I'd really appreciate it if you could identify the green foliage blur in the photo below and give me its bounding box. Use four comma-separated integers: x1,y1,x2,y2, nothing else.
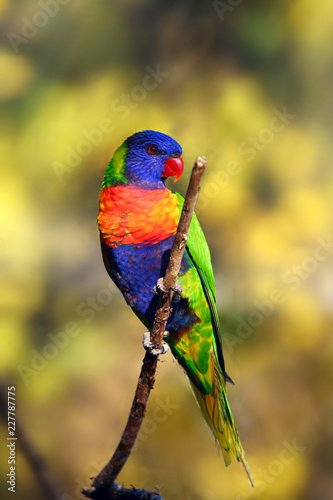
1,1,333,499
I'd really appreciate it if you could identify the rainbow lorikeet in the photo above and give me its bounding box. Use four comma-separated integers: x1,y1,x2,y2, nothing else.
98,130,252,484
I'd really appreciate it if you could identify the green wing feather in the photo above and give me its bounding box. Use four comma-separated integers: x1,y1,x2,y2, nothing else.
174,193,228,380
174,193,216,297
173,192,253,485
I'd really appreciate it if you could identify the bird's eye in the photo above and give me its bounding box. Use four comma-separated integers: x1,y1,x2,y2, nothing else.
147,144,158,154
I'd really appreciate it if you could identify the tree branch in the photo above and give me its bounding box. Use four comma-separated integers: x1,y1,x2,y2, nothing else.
83,156,207,499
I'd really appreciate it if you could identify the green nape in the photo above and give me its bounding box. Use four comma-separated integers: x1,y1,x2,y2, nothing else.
102,140,129,189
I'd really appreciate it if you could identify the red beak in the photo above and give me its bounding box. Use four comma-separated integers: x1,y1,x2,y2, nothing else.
162,155,184,182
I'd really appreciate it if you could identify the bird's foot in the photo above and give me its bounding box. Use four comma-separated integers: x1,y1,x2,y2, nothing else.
154,278,183,301
142,331,170,356
171,282,183,303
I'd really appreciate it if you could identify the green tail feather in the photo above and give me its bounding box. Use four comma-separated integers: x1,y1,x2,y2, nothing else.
190,358,253,486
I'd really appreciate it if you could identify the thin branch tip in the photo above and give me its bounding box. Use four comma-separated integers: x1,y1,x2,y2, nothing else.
195,156,207,169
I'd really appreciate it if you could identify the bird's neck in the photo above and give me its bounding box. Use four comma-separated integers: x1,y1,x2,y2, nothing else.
98,185,180,247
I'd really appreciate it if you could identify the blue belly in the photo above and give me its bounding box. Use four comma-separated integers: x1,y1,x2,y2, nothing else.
101,236,198,332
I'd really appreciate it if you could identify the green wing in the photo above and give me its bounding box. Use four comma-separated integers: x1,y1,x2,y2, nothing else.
174,193,229,380
171,193,250,482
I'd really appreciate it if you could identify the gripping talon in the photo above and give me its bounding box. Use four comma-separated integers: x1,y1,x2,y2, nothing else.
171,280,183,303
154,278,183,297
171,280,183,294
154,278,167,294
142,331,169,355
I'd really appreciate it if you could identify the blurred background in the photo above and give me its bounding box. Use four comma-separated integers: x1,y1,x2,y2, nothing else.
1,1,333,499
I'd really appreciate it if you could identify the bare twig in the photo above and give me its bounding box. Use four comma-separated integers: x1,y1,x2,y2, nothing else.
83,157,207,499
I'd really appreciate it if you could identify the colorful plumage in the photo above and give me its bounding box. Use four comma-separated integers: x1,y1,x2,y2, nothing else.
98,130,252,484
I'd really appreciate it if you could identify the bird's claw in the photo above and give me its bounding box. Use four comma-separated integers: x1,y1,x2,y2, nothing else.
142,331,170,355
154,278,183,296
171,280,183,294
154,278,168,294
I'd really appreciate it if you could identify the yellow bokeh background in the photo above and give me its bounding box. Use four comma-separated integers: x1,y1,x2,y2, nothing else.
1,1,333,499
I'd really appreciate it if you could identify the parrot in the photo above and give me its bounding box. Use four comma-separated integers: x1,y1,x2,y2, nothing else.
97,130,252,484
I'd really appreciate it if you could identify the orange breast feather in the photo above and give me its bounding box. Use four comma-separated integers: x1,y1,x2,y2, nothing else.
98,185,180,247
